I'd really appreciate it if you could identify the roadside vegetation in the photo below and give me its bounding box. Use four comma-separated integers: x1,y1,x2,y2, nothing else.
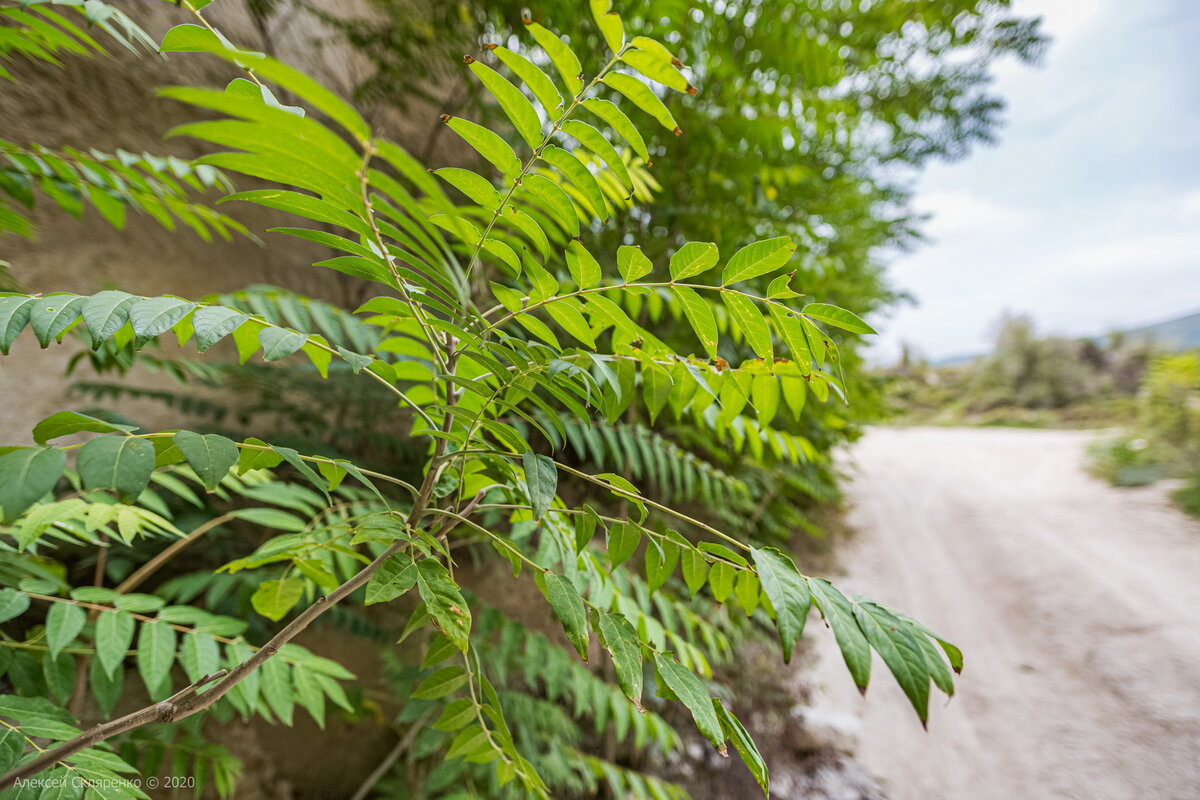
884,313,1152,428
884,314,1200,516
1088,353,1200,515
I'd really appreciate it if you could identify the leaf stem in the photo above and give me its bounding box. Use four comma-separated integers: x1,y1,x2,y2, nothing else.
464,46,630,281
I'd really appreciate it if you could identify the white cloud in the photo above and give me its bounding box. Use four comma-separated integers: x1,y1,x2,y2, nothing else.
872,0,1200,363
915,191,1033,241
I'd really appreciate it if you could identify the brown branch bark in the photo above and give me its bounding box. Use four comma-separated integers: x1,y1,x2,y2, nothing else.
1,671,228,789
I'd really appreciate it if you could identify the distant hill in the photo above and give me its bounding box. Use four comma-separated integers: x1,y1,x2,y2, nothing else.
1113,310,1200,351
930,307,1200,367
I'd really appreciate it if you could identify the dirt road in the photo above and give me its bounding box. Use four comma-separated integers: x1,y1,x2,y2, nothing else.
809,427,1200,800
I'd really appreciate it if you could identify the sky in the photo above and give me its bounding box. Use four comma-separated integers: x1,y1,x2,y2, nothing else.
870,0,1200,363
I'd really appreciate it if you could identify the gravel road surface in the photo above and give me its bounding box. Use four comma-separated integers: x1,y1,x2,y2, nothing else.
810,427,1200,800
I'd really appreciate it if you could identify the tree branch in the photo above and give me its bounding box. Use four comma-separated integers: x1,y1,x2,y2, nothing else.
0,671,227,789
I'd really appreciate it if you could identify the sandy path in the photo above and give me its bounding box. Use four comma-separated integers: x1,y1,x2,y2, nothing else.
809,427,1200,800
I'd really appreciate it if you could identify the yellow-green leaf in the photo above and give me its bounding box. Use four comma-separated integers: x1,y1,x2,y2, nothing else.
602,73,679,133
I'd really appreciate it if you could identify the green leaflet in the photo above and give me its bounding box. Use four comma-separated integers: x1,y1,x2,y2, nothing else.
161,26,371,143
671,287,718,359
669,241,718,280
77,436,155,502
708,561,736,603
467,57,543,149
606,520,641,567
602,73,678,133
629,36,678,65
0,446,66,523
781,374,808,420
590,0,625,53
522,451,557,519
412,666,467,700
159,23,231,54
853,601,933,725
44,602,84,659
538,572,589,660
521,173,580,236
582,98,649,161
680,547,709,597
95,610,135,677
434,167,502,210
179,632,221,683
293,664,327,728
251,577,305,621
544,297,596,348
540,145,608,220
225,189,372,237
260,653,294,724
236,436,282,474
751,547,810,663
81,289,135,344
230,507,307,532
443,115,522,179
565,239,602,288
434,697,476,731
560,119,633,192
751,373,781,425
802,302,877,334
574,508,599,552
173,431,238,491
715,700,769,797
28,294,85,348
807,578,870,691
616,244,653,282
524,19,584,97
642,361,672,423
722,292,773,363
721,236,796,285
258,327,308,361
735,570,760,615
0,295,35,354
598,612,643,708
364,552,417,605
486,44,566,116
0,590,30,624
654,653,725,751
800,314,833,371
137,620,176,700
129,296,195,345
43,651,73,704
32,411,137,444
193,305,249,353
768,306,814,376
494,243,530,289
645,538,679,592
622,50,693,94
415,559,472,653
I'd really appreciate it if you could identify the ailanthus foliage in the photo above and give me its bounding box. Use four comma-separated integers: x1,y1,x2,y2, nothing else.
0,0,1017,797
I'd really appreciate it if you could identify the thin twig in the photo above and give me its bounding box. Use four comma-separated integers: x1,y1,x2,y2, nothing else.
347,713,431,800
113,513,234,595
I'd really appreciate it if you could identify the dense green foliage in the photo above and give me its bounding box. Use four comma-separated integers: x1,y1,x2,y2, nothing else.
0,1,1034,797
1089,352,1200,505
